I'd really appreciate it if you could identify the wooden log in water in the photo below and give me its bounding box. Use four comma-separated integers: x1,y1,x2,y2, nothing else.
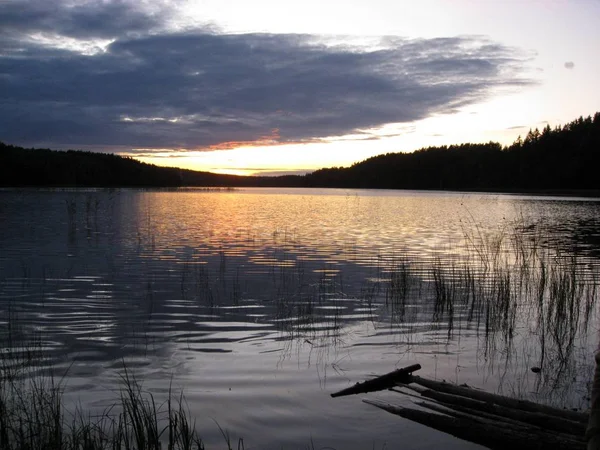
330,364,421,398
392,386,548,431
405,375,588,424
363,399,586,450
413,399,537,433
414,400,585,444
396,382,586,436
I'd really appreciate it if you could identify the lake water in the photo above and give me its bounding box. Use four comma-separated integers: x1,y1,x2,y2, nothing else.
1,188,600,449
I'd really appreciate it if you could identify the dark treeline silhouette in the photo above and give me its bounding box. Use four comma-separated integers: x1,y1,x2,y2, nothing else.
1,112,599,192
304,112,600,192
0,143,303,188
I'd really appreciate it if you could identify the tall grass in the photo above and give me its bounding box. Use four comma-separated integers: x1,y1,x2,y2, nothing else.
383,217,599,406
0,325,215,450
4,211,597,447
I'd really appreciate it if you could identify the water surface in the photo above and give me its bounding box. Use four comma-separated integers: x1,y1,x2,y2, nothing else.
1,188,600,449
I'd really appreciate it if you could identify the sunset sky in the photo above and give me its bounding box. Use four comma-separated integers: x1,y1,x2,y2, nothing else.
1,0,599,175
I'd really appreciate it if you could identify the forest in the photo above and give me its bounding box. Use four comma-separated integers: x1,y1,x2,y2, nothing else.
0,144,302,188
1,112,599,192
304,112,600,192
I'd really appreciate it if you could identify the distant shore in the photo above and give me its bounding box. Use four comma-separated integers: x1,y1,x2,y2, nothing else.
2,185,600,199
2,112,599,192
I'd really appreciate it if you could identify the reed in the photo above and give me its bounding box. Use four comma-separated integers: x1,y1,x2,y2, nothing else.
0,324,210,450
381,216,598,406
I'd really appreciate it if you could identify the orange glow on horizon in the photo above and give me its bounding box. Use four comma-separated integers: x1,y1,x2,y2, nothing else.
124,101,538,176
206,128,281,151
206,168,257,176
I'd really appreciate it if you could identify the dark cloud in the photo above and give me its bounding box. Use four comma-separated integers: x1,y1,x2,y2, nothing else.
0,0,170,41
564,61,575,69
0,0,537,152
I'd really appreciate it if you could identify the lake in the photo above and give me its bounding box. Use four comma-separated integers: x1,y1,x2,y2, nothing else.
1,187,600,449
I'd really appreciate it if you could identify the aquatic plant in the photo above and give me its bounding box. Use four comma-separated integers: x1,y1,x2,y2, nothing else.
0,322,212,450
381,216,599,407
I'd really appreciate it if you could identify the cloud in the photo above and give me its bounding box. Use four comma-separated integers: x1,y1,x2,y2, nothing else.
0,0,172,41
564,61,575,69
0,0,537,153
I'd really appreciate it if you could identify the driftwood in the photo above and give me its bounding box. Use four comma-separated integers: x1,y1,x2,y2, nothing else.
332,365,588,450
395,382,586,436
413,399,543,433
330,363,421,397
364,399,585,450
406,375,588,424
414,399,585,445
392,386,545,430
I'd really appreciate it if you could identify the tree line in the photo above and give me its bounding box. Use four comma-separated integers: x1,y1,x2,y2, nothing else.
0,144,299,188
1,112,599,192
304,113,600,192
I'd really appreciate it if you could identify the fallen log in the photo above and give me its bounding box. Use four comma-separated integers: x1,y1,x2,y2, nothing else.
363,399,585,450
414,399,585,444
392,386,550,431
405,375,588,424
330,364,421,398
396,382,586,436
413,398,538,433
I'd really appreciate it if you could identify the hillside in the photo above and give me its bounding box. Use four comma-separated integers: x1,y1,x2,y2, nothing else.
2,112,599,192
305,113,600,192
0,143,302,188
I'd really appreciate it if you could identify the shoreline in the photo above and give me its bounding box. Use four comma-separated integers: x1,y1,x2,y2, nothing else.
2,185,600,199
